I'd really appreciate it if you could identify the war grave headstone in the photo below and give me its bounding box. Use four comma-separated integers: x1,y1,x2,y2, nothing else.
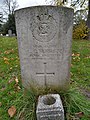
15,6,73,92
15,6,73,120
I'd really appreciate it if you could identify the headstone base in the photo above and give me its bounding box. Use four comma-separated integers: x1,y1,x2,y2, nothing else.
36,94,64,120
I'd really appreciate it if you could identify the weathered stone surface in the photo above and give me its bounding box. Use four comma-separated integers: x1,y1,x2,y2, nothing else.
15,6,74,92
36,94,64,120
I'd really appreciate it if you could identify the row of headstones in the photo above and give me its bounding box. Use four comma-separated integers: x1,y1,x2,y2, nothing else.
0,30,16,37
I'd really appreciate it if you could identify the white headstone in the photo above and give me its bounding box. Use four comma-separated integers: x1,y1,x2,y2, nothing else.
8,30,12,37
0,34,3,36
15,6,74,93
13,33,16,36
6,34,9,36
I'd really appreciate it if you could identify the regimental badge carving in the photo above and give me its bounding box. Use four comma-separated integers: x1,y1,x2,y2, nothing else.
32,12,57,42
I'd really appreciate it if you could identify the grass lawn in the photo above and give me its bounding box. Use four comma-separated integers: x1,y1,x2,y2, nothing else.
0,37,90,120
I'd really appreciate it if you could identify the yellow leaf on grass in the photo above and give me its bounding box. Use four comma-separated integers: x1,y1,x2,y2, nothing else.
4,57,9,61
86,56,90,59
17,86,21,90
15,77,19,84
72,53,80,57
10,67,12,70
76,53,80,57
4,61,9,64
72,53,75,56
4,49,14,54
8,106,16,117
10,58,14,60
3,57,10,64
4,51,10,54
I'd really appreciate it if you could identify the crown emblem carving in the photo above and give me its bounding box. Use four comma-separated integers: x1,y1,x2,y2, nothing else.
37,13,52,22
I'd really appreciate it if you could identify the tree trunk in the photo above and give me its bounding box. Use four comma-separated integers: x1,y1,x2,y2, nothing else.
87,0,90,40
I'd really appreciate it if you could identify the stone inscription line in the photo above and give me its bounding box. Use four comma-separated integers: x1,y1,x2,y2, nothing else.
36,63,55,86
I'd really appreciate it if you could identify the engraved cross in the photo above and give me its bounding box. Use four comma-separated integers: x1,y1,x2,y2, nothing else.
36,63,55,86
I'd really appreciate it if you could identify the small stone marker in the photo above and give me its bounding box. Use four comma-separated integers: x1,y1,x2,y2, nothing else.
36,94,64,120
8,30,12,37
15,6,74,92
13,33,16,36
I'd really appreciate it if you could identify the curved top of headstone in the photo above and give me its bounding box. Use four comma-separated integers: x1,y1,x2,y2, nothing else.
15,5,74,13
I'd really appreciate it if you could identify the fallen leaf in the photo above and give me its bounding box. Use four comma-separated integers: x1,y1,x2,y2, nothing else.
15,77,19,84
86,56,90,59
11,49,14,52
4,57,10,64
4,51,10,54
17,86,21,90
76,53,80,57
72,53,80,57
8,106,16,117
4,57,9,61
10,58,14,60
8,79,14,84
72,53,75,56
10,67,12,70
75,112,84,118
4,49,14,54
4,61,9,64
